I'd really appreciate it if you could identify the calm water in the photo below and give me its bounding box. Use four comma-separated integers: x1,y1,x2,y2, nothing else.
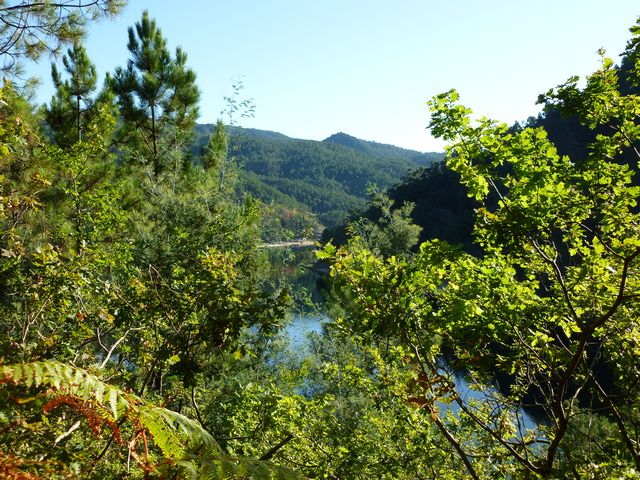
286,314,325,350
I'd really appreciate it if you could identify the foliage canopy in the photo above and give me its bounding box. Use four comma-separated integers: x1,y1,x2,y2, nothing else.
4,6,640,480
320,18,640,479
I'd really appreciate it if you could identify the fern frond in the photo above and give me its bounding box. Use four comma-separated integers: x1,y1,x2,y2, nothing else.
139,407,188,460
0,450,56,480
0,361,130,419
1,361,302,480
143,406,219,454
182,454,306,480
43,395,122,443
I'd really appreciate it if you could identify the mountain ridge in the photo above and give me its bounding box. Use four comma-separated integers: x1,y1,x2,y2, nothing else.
322,131,437,166
192,124,444,227
196,125,441,157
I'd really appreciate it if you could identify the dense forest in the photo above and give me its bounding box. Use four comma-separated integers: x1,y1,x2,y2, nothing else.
192,125,442,228
2,2,640,479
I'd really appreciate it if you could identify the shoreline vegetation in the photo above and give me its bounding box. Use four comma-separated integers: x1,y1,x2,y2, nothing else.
259,240,316,249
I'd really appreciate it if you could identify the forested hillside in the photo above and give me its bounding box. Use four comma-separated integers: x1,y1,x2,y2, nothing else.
323,131,438,166
193,125,443,226
323,162,478,252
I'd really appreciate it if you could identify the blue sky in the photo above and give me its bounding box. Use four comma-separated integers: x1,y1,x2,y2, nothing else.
26,1,640,152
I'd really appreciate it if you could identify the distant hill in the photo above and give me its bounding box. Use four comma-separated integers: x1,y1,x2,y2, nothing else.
193,125,444,227
323,132,440,167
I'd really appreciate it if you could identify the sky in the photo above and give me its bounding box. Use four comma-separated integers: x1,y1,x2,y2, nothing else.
25,1,640,152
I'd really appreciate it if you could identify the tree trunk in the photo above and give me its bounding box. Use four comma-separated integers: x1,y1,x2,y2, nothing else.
77,95,81,143
151,101,159,177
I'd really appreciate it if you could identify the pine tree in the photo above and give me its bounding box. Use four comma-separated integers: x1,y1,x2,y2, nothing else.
0,0,125,74
110,10,199,177
45,42,111,146
202,119,230,189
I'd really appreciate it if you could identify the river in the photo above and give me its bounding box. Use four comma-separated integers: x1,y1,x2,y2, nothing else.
286,314,325,350
278,247,540,430
286,313,540,431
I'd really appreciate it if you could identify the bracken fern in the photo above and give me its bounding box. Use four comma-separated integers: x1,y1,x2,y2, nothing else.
0,361,304,480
